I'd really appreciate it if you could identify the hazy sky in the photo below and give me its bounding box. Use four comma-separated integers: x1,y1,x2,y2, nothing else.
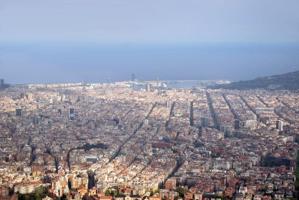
1,0,299,83
1,0,299,44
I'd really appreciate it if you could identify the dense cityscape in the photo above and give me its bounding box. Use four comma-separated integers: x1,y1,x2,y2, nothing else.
0,79,299,200
2,0,299,199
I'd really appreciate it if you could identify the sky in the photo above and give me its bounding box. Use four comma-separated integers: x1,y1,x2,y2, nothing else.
0,0,299,83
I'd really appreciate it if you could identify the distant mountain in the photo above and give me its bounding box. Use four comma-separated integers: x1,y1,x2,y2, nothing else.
212,70,299,90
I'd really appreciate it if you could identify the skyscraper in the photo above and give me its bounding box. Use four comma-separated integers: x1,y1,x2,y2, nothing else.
69,108,75,120
276,120,284,131
131,73,136,82
201,117,209,127
0,79,9,89
146,83,151,92
234,119,241,130
16,109,22,117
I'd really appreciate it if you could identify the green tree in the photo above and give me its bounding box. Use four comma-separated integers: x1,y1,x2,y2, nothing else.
175,187,187,198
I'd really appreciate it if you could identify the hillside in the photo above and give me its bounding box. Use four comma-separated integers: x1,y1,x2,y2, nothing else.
212,70,299,90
